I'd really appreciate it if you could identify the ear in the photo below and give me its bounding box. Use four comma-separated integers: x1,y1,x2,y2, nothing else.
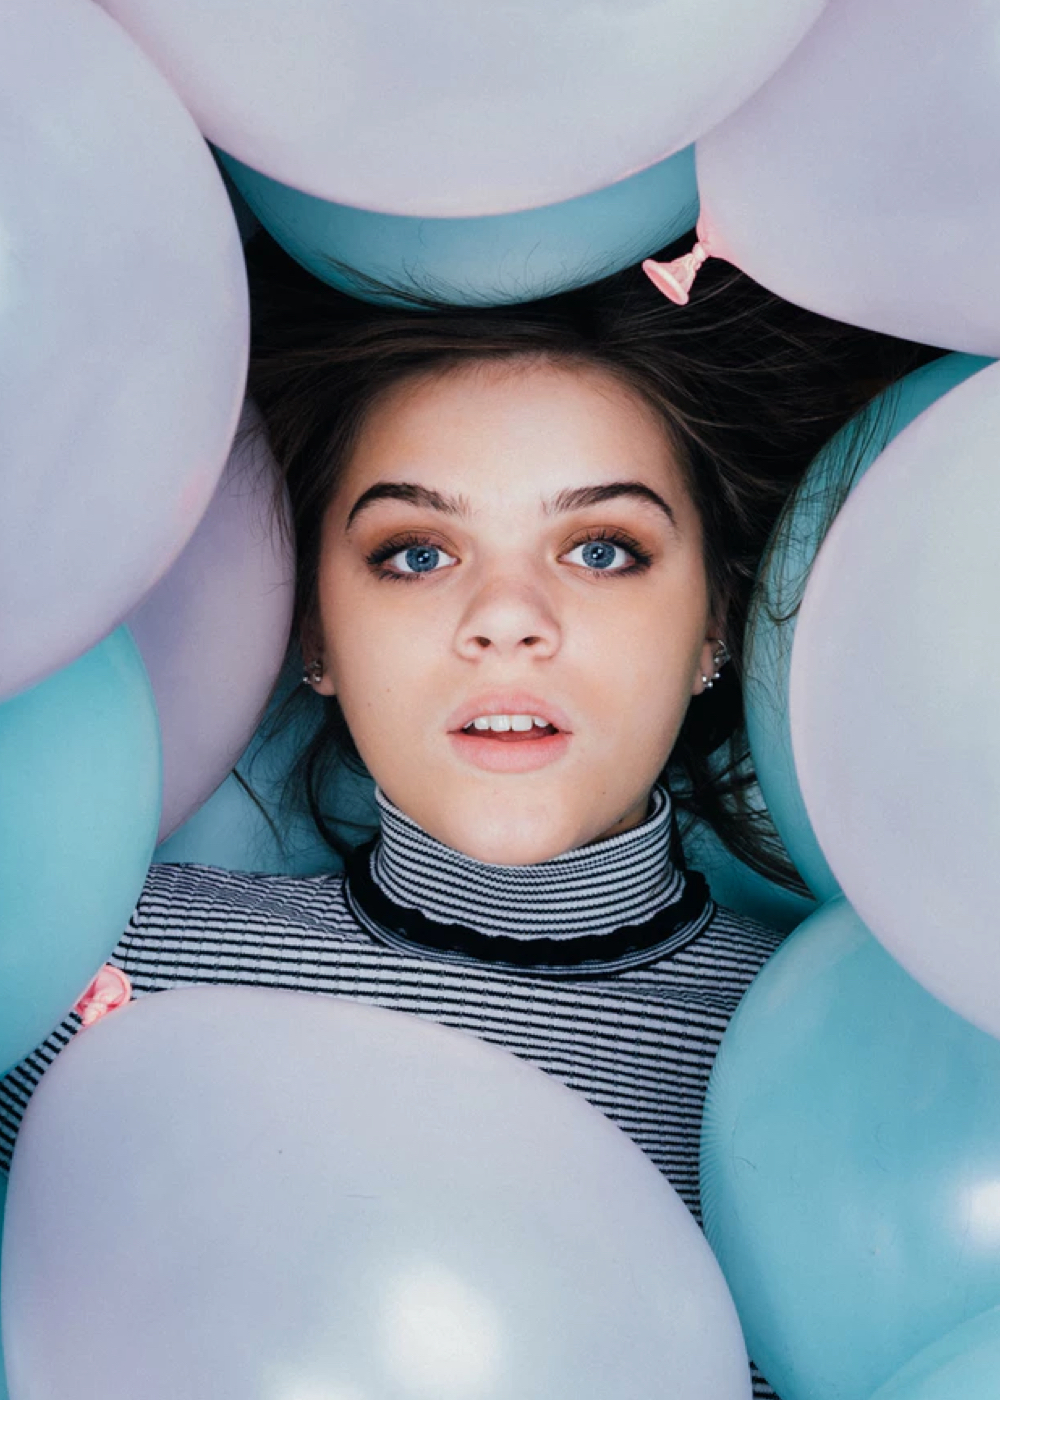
692,632,729,697
300,619,336,697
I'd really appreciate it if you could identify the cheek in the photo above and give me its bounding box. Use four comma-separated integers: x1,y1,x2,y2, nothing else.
591,581,707,691
329,595,442,734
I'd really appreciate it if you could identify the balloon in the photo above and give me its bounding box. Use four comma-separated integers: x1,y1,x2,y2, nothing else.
127,400,295,842
870,1307,999,1400
97,0,828,215
695,0,998,354
219,145,700,308
744,353,994,901
0,0,249,702
683,820,815,936
0,630,162,1075
790,364,999,1035
700,898,999,1400
154,648,379,872
3,987,751,1399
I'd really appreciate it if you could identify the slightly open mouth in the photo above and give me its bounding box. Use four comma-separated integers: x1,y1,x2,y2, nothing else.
457,723,561,743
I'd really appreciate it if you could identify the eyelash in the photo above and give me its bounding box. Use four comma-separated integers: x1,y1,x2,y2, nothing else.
563,527,653,577
364,531,457,582
363,527,653,582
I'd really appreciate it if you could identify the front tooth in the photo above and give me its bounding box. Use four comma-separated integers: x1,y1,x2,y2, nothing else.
489,715,511,732
509,715,533,731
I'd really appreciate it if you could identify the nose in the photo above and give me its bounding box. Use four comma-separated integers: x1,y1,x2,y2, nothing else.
453,571,562,661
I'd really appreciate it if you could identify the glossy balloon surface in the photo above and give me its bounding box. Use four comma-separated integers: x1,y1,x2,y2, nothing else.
3,988,751,1399
790,365,999,1034
0,630,162,1074
744,353,994,901
98,0,827,214
0,0,248,700
127,400,294,841
697,0,998,353
701,899,999,1399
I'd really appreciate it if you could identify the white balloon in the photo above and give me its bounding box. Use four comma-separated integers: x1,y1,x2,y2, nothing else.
0,0,249,701
127,400,295,842
696,0,998,354
789,365,998,1035
97,0,828,215
2,988,751,1399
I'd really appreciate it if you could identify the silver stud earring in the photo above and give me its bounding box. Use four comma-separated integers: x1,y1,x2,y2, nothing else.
301,658,325,687
700,641,729,691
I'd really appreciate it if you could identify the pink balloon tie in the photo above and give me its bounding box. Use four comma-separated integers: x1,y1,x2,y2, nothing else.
74,964,133,1027
642,237,712,305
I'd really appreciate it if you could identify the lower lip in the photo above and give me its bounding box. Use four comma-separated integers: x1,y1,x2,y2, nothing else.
448,728,572,773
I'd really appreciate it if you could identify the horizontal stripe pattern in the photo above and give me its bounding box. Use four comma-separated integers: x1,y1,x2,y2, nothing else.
371,785,685,937
0,808,783,1397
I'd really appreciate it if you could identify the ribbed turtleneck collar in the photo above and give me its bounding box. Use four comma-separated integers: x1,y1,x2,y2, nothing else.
342,785,714,974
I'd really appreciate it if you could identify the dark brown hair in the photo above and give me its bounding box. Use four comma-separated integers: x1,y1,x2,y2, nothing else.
238,229,941,888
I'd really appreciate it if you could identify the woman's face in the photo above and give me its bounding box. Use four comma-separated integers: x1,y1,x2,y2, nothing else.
307,358,722,864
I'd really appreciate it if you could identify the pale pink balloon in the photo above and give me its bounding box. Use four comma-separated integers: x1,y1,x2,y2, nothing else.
0,0,249,701
127,401,295,842
789,365,999,1035
3,988,752,1399
97,0,828,216
696,0,998,354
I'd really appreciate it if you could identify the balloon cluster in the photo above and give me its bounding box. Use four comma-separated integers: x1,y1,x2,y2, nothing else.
0,0,997,1402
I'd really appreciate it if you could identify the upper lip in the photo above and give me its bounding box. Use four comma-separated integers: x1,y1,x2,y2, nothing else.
447,693,573,733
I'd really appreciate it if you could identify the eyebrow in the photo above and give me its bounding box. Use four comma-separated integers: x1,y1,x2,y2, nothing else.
344,478,677,531
345,481,471,529
543,481,677,530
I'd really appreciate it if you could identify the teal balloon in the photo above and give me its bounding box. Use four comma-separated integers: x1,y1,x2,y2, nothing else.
0,628,162,1074
219,146,699,308
700,897,999,1400
743,352,995,899
682,812,816,936
155,652,375,874
871,1307,999,1400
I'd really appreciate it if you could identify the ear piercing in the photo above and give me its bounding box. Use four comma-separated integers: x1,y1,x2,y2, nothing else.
700,641,729,691
301,657,325,686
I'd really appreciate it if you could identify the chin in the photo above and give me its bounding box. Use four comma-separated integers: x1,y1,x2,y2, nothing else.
434,806,581,868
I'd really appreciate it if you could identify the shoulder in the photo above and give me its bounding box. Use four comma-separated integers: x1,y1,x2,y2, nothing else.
646,900,785,993
700,902,786,964
125,862,354,940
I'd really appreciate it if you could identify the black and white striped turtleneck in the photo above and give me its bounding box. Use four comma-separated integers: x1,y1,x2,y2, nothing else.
0,784,782,1394
346,785,714,973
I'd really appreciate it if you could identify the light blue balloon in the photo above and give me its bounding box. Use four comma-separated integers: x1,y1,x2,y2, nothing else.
700,897,999,1400
0,628,162,1074
743,352,995,899
156,652,375,875
682,817,816,936
219,146,698,308
871,1306,999,1400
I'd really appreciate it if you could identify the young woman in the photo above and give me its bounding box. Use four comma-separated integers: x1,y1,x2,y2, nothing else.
0,233,939,1396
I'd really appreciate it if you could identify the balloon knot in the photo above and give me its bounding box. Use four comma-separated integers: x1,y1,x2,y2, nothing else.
642,238,711,306
74,964,133,1027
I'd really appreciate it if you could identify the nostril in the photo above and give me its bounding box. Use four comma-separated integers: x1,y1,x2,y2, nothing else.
521,636,540,647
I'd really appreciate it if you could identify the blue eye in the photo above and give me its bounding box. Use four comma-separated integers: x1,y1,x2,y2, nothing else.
386,544,455,575
580,541,618,569
562,537,639,573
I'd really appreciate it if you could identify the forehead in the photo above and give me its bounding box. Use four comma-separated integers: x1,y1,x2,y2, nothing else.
339,357,689,503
